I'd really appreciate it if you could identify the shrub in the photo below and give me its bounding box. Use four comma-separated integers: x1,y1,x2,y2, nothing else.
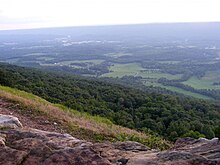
214,126,220,138
182,130,205,139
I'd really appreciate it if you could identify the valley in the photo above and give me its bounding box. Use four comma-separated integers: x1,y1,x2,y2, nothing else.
1,0,220,163
1,23,220,164
1,63,220,142
0,23,220,100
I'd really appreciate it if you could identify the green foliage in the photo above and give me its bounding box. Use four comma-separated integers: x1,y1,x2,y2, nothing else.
201,125,215,139
0,63,220,141
116,133,170,150
214,126,220,138
0,85,171,149
182,130,205,139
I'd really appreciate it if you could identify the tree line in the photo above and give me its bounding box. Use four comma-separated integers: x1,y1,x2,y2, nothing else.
0,62,220,141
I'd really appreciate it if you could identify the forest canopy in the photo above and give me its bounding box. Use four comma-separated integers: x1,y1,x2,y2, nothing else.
0,62,220,141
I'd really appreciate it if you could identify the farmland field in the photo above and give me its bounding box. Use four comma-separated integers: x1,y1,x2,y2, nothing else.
183,70,220,90
0,23,220,100
144,82,213,100
103,63,182,80
102,63,144,77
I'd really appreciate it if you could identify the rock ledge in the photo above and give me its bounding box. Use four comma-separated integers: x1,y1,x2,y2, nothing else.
0,114,220,165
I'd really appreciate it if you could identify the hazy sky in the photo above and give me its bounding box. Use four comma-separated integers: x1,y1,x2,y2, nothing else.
0,0,219,30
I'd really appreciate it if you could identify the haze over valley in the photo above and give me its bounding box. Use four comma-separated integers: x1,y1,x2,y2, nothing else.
1,0,220,164
1,22,220,100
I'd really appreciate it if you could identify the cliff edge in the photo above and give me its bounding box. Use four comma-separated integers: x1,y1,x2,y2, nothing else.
0,113,219,165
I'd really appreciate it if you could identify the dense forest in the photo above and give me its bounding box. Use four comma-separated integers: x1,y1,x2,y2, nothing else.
0,62,220,141
1,23,220,100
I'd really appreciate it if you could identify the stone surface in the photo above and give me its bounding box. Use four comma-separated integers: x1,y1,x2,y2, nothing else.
0,114,220,165
0,128,111,165
0,146,28,165
113,141,149,151
0,114,22,129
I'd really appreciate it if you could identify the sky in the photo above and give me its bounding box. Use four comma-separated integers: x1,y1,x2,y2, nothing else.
0,0,220,30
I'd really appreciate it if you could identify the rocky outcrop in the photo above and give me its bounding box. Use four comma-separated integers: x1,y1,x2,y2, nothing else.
113,141,149,151
93,138,220,165
0,128,111,165
0,114,22,129
0,114,220,165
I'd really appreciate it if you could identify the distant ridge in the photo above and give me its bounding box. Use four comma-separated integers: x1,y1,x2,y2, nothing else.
0,21,220,32
0,22,220,41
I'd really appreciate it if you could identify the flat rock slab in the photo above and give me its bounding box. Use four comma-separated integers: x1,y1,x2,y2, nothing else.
0,128,111,165
0,115,220,165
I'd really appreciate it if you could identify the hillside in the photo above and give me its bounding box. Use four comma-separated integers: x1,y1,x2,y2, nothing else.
0,63,220,141
0,85,169,149
0,87,220,164
1,23,220,100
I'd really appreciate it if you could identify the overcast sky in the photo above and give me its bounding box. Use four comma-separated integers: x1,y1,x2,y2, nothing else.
0,0,220,30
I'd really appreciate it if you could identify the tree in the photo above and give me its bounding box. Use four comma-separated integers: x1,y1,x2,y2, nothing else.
214,126,220,138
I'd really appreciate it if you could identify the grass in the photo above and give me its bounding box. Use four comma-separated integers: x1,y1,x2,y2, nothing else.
139,71,182,80
103,62,212,100
183,70,220,90
145,82,213,100
102,63,144,78
0,85,171,150
103,63,181,80
162,86,213,100
203,70,220,81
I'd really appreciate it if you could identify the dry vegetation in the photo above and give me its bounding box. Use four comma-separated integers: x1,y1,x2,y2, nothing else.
0,85,170,150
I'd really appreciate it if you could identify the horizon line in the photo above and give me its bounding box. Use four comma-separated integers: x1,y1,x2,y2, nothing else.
0,21,220,32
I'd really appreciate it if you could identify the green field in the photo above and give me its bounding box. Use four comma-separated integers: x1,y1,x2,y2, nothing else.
183,73,220,90
103,63,181,80
203,70,220,81
102,63,144,77
101,62,218,100
139,71,182,80
145,82,213,100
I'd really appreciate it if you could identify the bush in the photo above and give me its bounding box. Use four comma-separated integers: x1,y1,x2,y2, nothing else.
214,126,220,138
182,130,205,139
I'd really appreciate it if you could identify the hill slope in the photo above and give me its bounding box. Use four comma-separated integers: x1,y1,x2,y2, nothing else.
0,63,220,141
0,85,169,149
0,96,219,164
0,87,220,164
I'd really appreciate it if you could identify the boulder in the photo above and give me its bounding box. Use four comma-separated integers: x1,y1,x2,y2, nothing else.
0,114,22,129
